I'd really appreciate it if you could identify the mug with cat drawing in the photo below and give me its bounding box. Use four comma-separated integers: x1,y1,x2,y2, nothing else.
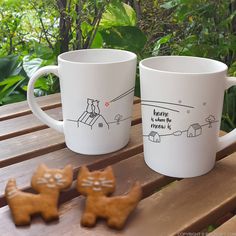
140,55,236,178
27,49,137,155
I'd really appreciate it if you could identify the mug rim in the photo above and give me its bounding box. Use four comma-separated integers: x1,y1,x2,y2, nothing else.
58,48,137,65
139,55,228,75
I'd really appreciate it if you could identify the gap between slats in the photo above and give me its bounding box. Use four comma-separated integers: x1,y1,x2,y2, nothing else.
2,152,236,236
0,128,234,206
0,143,235,235
0,93,140,122
0,122,143,206
0,93,62,121
208,214,236,235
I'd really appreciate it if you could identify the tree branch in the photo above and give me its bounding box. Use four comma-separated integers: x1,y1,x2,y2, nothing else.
30,2,54,49
83,1,110,49
38,16,54,49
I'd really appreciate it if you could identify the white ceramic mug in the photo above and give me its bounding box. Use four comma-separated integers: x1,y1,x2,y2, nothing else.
27,49,137,154
140,56,236,178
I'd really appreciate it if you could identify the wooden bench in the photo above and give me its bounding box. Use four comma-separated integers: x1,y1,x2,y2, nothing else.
0,94,236,236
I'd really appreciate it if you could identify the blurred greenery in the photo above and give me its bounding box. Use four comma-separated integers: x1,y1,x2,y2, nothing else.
1,0,236,131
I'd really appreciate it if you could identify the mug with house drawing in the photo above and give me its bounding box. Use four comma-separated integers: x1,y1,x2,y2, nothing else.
67,87,134,130
142,99,219,144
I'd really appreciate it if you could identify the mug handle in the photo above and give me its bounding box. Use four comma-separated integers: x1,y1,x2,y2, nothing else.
27,65,64,133
217,77,236,151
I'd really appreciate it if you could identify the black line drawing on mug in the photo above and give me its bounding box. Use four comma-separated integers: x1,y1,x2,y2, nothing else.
141,103,180,113
107,114,132,125
141,100,195,109
141,99,195,113
68,98,110,130
204,115,216,128
67,99,132,130
109,87,135,103
187,123,202,137
143,115,218,143
105,87,135,107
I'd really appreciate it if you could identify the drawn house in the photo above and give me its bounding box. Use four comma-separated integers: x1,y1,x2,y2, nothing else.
148,131,161,143
187,123,202,137
77,99,109,130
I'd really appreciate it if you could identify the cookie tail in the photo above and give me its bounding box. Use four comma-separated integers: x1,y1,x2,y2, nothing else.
127,181,142,205
5,178,19,200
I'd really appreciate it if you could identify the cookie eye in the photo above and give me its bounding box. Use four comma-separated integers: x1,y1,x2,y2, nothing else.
54,173,62,179
44,173,51,178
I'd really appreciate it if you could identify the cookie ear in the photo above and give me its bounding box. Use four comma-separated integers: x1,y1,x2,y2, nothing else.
37,163,48,172
63,164,73,174
63,164,73,180
104,166,113,175
79,166,90,176
77,166,89,192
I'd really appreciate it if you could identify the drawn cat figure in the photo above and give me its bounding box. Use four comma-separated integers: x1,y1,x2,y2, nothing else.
5,164,73,225
77,166,142,229
93,100,100,115
86,98,94,113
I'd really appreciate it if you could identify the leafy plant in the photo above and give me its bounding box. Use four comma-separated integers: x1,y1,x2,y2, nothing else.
0,0,146,105
140,0,236,131
0,55,25,104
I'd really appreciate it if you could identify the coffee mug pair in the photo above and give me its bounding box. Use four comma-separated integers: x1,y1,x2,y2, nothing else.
27,49,236,178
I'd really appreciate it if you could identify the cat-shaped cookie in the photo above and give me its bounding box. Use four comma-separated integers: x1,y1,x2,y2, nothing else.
5,164,73,225
77,166,142,229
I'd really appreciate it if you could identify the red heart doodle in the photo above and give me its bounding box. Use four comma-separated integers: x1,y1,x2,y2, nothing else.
105,102,110,107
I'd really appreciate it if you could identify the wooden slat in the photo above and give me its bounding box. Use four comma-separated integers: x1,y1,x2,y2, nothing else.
0,123,230,197
0,94,61,121
0,94,139,122
0,107,62,141
0,128,65,168
2,151,236,235
0,153,175,236
0,100,141,141
133,96,140,104
2,151,236,236
0,117,144,168
131,102,141,125
209,215,236,235
116,152,236,236
0,102,141,167
0,123,143,204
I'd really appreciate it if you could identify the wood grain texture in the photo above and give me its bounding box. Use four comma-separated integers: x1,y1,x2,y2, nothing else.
0,123,143,205
0,93,61,121
120,152,236,236
0,128,65,168
0,100,141,168
209,215,236,235
0,103,141,141
2,93,236,236
0,121,231,199
0,107,62,141
133,96,140,104
0,94,139,122
0,153,174,236
2,151,236,235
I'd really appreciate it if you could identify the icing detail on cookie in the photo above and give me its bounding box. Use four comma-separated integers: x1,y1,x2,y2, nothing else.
77,166,142,229
5,164,73,225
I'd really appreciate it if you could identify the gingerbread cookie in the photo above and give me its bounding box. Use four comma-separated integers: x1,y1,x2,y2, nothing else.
77,166,142,229
5,164,73,226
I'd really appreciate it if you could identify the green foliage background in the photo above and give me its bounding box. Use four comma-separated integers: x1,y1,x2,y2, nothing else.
1,0,236,132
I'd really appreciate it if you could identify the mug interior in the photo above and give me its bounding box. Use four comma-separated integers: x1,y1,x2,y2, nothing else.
59,49,136,64
140,56,227,74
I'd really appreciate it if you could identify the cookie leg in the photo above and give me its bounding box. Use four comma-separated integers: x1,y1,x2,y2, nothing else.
81,212,96,227
41,209,59,222
13,213,31,226
107,217,126,230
